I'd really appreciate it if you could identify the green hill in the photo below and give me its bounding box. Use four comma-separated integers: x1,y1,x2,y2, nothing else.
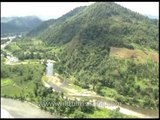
27,6,86,37
9,2,159,109
1,16,42,37
30,2,158,51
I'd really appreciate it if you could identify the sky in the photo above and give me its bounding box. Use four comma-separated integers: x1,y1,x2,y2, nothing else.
1,2,159,20
116,2,159,17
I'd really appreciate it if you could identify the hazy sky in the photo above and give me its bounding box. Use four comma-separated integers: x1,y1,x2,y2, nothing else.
1,2,159,20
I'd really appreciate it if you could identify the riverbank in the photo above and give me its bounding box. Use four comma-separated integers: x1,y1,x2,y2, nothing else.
1,36,158,118
42,75,158,118
1,108,14,118
1,97,57,118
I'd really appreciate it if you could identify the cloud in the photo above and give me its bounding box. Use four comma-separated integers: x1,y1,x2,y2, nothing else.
1,2,159,20
1,2,94,20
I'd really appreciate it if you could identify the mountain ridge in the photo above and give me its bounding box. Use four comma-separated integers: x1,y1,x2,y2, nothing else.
1,16,42,37
28,2,158,51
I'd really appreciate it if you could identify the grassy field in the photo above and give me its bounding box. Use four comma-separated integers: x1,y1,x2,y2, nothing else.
87,108,111,118
1,84,22,96
68,84,83,92
1,78,13,86
1,78,35,98
110,47,158,63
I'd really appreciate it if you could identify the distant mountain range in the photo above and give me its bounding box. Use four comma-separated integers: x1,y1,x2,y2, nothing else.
1,16,42,37
146,15,158,19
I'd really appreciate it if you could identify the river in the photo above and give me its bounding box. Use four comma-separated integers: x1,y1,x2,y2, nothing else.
1,35,19,63
68,94,159,118
1,35,17,49
46,61,53,76
44,60,159,118
1,36,56,118
1,35,22,40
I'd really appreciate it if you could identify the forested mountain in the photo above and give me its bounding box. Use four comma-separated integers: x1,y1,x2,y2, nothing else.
26,19,56,37
29,2,158,51
147,15,159,19
1,16,42,37
7,2,159,110
27,6,86,37
1,17,18,23
25,2,159,109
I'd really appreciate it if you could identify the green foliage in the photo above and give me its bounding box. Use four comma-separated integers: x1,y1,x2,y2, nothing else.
69,109,86,118
1,2,158,118
1,62,45,98
1,16,42,36
23,4,158,110
5,38,59,61
109,107,128,118
56,51,158,109
1,61,132,118
1,78,13,86
27,2,158,51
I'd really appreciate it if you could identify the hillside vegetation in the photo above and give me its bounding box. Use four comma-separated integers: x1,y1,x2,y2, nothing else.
1,56,134,118
6,2,159,112
27,2,159,109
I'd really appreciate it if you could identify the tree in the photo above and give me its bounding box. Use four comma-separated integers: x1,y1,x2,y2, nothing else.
70,109,86,118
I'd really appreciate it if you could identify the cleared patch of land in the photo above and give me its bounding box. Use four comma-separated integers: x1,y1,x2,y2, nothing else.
110,47,158,63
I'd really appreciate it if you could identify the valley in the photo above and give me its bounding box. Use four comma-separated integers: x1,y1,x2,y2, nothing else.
1,2,159,118
1,35,159,118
